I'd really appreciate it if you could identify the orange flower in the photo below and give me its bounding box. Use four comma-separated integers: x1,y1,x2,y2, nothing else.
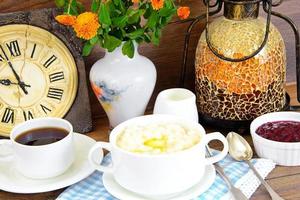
73,12,100,40
132,0,139,3
55,15,76,26
151,0,164,10
177,7,190,20
91,82,103,97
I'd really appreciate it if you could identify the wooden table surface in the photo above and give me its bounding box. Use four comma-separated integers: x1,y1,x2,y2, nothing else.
0,83,300,200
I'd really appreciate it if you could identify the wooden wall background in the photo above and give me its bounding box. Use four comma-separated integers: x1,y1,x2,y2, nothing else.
0,0,207,120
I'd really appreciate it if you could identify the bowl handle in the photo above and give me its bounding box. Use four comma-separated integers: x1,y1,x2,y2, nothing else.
204,132,229,165
88,142,113,174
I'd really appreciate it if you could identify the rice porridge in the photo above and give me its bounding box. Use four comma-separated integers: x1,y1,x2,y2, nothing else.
116,122,201,154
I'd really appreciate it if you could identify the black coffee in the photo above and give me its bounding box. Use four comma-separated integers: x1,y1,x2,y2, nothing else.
15,127,68,146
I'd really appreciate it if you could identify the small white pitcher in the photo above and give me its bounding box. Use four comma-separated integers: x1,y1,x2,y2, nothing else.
153,88,198,122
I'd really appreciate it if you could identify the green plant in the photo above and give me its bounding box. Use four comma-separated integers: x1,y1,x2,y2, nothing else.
55,0,190,58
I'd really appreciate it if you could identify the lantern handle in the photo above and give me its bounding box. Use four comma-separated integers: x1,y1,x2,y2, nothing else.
271,0,283,7
205,0,272,62
263,2,300,103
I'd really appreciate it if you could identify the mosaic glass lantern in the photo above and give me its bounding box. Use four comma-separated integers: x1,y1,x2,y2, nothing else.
190,0,300,130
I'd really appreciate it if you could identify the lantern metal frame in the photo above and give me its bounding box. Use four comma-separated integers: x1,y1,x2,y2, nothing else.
179,0,300,131
179,0,300,106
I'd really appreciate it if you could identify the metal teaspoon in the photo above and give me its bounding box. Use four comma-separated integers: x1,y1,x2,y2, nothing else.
226,132,284,200
206,146,248,200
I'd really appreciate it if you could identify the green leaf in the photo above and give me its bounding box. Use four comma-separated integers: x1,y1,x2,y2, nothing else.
99,3,112,26
159,16,171,27
55,0,65,8
122,40,134,58
82,42,94,56
63,0,78,15
155,28,162,38
112,16,128,28
165,15,173,24
127,9,144,24
151,34,160,45
120,28,127,36
127,29,144,40
126,9,136,16
108,2,120,18
143,5,152,19
151,29,161,45
146,12,159,29
114,0,125,13
158,7,176,17
69,0,79,15
165,0,174,9
135,37,143,44
124,0,133,8
112,0,120,6
98,35,104,46
89,36,99,45
91,0,100,12
77,1,85,13
143,33,151,43
103,34,122,52
98,28,104,35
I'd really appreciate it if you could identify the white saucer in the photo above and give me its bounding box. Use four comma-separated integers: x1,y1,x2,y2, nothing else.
0,133,103,194
103,164,216,200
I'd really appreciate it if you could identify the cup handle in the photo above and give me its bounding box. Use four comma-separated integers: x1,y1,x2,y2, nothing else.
88,142,113,174
0,139,14,162
204,132,229,165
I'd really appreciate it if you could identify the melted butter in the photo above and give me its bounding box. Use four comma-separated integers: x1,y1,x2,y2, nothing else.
143,135,168,152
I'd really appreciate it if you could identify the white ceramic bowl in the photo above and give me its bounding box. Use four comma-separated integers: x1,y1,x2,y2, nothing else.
250,111,300,166
89,114,229,197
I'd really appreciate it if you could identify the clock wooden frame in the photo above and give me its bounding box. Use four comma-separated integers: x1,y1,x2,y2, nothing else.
0,8,93,135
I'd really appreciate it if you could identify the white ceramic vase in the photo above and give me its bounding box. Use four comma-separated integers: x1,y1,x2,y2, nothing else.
90,44,156,128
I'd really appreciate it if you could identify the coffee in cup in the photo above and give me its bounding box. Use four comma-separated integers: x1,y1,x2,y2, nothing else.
15,127,69,146
0,117,74,179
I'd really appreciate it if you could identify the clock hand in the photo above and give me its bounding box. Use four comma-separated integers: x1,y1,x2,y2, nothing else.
0,79,31,87
0,45,28,94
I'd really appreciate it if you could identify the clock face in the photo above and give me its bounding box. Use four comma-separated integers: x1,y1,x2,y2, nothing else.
0,24,78,136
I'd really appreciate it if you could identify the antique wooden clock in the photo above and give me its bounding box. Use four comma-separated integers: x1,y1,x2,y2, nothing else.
0,9,92,137
0,24,78,135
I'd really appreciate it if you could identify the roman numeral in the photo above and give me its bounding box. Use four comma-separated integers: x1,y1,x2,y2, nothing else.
49,71,64,82
0,45,8,60
23,110,34,121
6,40,21,57
0,54,4,62
1,108,14,124
40,104,52,114
31,43,37,59
43,55,57,68
47,87,63,100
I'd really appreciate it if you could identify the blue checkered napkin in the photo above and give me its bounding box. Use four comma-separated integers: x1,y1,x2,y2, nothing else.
57,153,275,200
57,155,116,200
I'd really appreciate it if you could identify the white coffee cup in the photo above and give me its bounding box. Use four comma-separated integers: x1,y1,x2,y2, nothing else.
88,114,228,197
0,117,74,179
153,88,199,122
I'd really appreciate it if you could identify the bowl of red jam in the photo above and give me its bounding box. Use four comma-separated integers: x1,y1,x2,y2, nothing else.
250,112,300,166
